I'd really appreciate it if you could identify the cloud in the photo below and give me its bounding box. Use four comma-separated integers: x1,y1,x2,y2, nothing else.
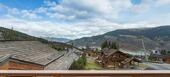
130,0,170,14
43,0,132,21
0,17,157,39
0,3,41,20
0,0,170,39
156,0,170,5
130,0,153,14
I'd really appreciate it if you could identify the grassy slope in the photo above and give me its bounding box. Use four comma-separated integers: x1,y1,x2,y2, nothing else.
0,27,37,41
85,56,103,70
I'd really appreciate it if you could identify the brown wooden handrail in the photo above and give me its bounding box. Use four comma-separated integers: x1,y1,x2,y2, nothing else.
0,70,170,77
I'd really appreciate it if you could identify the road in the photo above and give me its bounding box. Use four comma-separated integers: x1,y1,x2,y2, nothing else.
145,62,170,70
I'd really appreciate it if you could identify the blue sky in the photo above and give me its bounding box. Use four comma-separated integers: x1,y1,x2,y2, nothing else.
0,0,170,39
131,0,142,5
0,0,44,10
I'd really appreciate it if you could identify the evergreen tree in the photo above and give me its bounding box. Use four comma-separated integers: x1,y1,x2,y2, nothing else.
101,40,119,50
111,42,118,49
101,41,108,49
69,55,87,70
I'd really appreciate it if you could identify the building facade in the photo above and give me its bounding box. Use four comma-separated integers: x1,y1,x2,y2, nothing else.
95,49,140,69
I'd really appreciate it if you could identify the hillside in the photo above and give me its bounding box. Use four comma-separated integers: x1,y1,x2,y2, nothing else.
0,27,74,50
43,37,70,43
69,26,170,51
0,27,37,41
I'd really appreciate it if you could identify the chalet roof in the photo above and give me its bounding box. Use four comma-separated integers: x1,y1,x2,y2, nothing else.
0,41,65,66
101,48,128,57
101,48,116,54
0,54,10,66
45,49,79,70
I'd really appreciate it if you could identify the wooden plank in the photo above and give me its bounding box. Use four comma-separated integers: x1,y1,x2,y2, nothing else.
0,70,170,77
1,74,170,77
54,75,60,77
0,75,5,77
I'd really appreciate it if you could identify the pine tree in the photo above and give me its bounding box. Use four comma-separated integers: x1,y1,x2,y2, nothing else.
101,41,108,49
69,55,87,70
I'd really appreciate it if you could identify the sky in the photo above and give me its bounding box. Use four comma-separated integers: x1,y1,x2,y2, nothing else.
0,0,170,39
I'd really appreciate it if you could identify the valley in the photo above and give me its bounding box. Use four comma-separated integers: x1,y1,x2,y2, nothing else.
0,26,170,70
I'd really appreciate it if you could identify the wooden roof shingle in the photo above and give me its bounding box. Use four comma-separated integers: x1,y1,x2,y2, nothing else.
0,41,65,66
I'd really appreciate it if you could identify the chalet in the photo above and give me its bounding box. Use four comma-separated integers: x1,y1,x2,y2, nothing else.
82,46,99,57
149,50,170,63
85,51,98,57
95,48,140,69
0,41,80,70
0,55,10,70
150,54,170,64
0,52,64,70
163,55,170,63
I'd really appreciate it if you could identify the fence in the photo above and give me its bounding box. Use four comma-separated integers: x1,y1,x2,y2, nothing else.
0,70,170,77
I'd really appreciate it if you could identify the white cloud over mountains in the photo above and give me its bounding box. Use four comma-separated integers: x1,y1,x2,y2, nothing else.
0,17,157,39
0,0,170,39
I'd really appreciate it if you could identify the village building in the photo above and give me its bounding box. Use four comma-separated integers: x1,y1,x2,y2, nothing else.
85,51,98,57
149,49,170,63
0,41,80,70
163,55,170,64
0,47,64,70
95,48,140,69
0,55,10,70
83,46,100,57
150,54,170,64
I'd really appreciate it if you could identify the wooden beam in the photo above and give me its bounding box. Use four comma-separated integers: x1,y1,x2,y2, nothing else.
54,75,60,77
0,75,5,77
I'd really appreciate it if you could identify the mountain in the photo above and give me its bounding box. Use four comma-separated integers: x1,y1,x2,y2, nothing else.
0,27,37,41
0,27,74,50
43,37,70,43
69,26,170,51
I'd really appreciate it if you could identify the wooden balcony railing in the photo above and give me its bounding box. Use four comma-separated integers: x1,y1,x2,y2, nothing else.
0,70,170,77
